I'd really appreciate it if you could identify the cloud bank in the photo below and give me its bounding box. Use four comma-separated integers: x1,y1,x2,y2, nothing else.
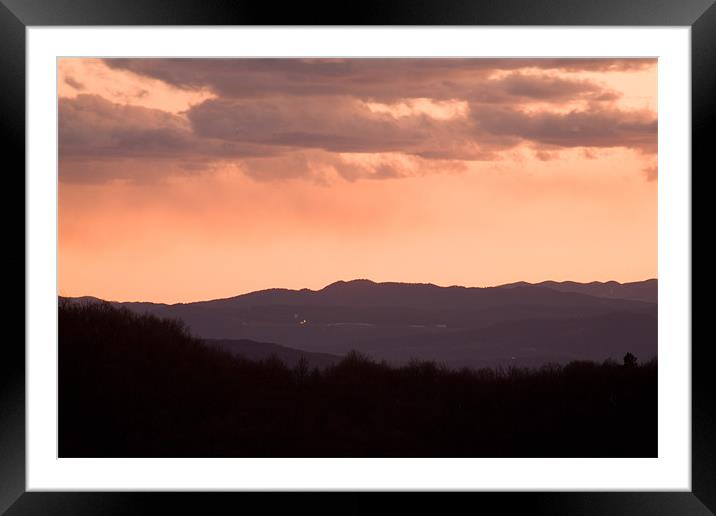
59,58,657,183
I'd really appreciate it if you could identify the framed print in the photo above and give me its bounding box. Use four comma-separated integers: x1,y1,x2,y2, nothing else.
3,0,711,514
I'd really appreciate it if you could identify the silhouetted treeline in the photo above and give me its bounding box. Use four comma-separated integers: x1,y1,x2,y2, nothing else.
59,301,657,457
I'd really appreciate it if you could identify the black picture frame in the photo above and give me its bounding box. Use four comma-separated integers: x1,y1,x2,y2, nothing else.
3,1,710,513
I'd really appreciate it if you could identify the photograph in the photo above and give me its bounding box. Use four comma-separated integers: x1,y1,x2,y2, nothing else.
57,57,658,458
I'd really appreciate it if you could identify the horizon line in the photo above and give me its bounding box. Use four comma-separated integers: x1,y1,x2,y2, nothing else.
58,276,658,306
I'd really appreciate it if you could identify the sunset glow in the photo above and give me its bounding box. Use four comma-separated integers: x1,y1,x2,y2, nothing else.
58,58,657,303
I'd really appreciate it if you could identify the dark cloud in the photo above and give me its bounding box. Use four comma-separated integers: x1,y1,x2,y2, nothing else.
187,96,444,154
59,94,279,160
471,73,620,104
103,58,653,102
187,93,655,159
470,104,657,154
59,90,657,184
60,59,657,183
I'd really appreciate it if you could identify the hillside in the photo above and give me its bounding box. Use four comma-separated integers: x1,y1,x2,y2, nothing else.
61,279,657,367
204,339,340,369
59,301,657,457
497,279,657,303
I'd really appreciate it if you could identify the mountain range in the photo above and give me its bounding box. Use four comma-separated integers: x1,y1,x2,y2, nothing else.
62,278,657,368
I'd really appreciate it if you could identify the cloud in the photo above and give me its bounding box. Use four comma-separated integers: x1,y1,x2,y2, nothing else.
643,165,658,181
103,58,652,103
59,89,657,184
188,94,655,156
470,104,657,154
470,73,620,104
233,150,468,184
59,94,279,161
534,149,560,161
59,94,486,170
187,96,445,154
63,75,85,91
59,59,657,184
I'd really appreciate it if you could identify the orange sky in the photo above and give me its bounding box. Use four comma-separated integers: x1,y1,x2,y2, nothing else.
58,58,657,303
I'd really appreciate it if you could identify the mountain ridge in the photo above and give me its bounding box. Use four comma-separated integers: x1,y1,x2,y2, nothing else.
62,278,657,307
59,278,658,306
60,278,657,367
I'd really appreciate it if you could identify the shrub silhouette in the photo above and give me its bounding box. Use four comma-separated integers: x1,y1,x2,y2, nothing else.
59,301,657,458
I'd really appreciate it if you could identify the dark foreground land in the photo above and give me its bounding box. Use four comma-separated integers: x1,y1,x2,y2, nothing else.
59,301,657,458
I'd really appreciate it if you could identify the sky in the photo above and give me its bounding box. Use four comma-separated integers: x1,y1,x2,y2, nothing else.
58,58,657,303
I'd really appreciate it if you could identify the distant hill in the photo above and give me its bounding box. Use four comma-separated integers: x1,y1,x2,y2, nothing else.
497,279,657,303
61,278,657,367
204,339,340,369
360,311,657,368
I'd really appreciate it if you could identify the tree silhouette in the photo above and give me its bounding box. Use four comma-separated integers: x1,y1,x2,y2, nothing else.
294,355,309,381
58,301,657,458
623,352,638,368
